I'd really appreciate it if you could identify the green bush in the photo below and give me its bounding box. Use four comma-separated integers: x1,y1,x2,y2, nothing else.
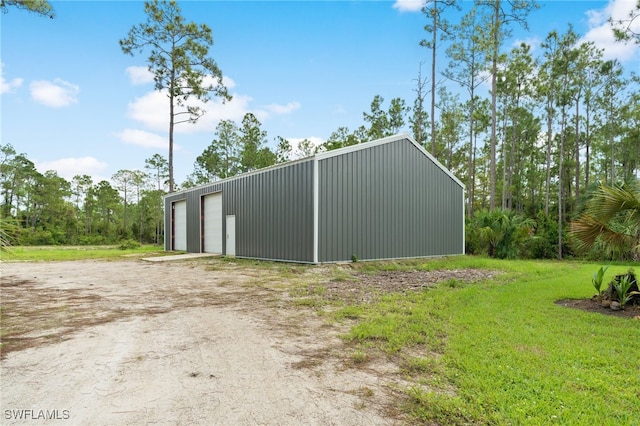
520,211,560,259
118,239,141,250
18,228,56,245
465,209,533,259
77,235,108,245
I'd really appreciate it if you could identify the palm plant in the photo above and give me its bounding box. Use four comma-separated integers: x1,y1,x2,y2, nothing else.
592,266,609,302
571,182,640,260
468,209,533,259
613,275,636,308
0,217,19,254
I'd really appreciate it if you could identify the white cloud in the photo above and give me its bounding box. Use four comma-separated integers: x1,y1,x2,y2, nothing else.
115,128,179,150
127,89,253,133
126,66,154,85
37,156,107,181
331,104,347,115
125,67,234,90
201,93,257,124
126,75,300,133
30,79,79,108
512,36,541,52
392,0,424,13
128,90,168,131
582,0,640,62
221,75,236,89
286,136,324,160
1,63,23,94
262,101,301,115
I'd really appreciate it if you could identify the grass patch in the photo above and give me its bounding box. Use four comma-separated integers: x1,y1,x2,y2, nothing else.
348,348,369,365
2,245,165,261
332,258,640,425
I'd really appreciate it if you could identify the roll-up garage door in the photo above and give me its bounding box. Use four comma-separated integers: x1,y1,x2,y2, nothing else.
203,193,222,253
173,200,187,251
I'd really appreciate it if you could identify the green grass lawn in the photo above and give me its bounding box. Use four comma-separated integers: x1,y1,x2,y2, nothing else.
333,258,640,425
1,244,167,261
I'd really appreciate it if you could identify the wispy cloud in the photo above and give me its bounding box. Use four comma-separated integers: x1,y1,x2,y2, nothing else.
262,101,301,115
126,74,300,133
1,63,23,94
115,128,176,150
221,75,236,89
126,66,154,85
127,91,168,132
287,136,324,160
37,156,107,181
331,104,347,115
30,79,79,108
126,89,252,133
511,36,541,52
392,0,424,13
582,0,640,62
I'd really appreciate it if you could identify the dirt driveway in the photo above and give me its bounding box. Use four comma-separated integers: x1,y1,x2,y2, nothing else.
1,258,403,425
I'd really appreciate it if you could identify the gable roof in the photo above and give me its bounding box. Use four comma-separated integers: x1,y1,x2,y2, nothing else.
314,133,464,189
166,133,463,198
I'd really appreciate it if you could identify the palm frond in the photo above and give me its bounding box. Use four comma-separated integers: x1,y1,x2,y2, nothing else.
571,182,640,258
570,214,609,250
588,184,640,222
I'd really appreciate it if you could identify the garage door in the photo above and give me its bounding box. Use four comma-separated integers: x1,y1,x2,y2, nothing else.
203,193,222,253
173,200,187,251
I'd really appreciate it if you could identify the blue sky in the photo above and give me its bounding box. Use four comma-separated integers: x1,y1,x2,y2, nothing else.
1,0,638,186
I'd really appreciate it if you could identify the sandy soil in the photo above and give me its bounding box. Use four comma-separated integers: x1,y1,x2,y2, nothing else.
1,259,400,425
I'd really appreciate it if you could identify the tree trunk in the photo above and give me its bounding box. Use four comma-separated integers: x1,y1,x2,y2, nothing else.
489,1,500,211
507,94,520,211
610,101,615,184
585,101,591,189
545,94,553,216
168,66,176,193
574,98,580,209
490,60,498,211
501,106,508,210
558,104,567,260
430,7,437,156
467,86,475,218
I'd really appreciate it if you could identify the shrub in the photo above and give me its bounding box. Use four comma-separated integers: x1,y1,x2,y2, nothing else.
520,211,560,259
118,239,141,250
466,209,533,259
612,270,639,308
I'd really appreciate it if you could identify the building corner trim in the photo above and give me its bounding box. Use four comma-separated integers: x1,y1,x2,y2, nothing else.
312,156,319,263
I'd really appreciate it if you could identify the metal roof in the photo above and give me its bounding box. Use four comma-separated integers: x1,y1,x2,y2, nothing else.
165,133,463,199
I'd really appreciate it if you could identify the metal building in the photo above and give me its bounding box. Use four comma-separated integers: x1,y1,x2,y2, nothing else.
163,133,464,263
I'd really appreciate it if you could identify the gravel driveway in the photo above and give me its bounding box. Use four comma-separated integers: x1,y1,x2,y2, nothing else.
1,259,397,425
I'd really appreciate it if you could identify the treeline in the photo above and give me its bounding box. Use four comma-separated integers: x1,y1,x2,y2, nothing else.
1,145,168,245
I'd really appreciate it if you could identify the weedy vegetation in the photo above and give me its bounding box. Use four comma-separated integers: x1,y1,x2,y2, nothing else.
323,258,640,425
2,244,166,261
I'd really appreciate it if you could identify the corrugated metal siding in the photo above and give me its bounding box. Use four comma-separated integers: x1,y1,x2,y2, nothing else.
223,161,314,262
164,160,314,262
317,137,463,262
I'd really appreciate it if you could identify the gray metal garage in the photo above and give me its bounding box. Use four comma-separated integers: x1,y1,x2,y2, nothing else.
163,133,465,263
